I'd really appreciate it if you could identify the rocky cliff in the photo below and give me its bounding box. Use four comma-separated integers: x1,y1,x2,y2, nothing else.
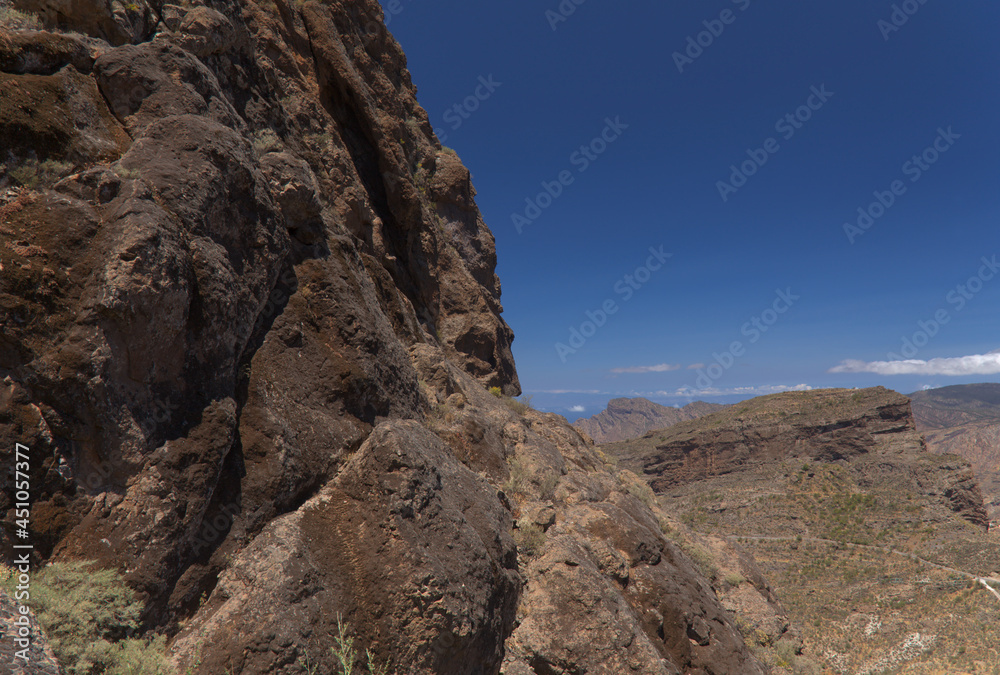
572,398,726,444
0,2,770,673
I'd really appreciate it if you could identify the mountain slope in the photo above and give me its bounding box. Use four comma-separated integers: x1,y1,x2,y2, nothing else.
909,383,1000,429
910,384,1000,524
605,387,1000,673
573,398,726,443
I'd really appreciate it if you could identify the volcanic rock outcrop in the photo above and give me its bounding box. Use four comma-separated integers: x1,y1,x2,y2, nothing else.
0,1,770,673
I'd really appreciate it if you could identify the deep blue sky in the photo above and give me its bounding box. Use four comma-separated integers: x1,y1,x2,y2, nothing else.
381,0,1000,421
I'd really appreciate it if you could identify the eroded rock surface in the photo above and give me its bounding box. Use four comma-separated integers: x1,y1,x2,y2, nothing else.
0,1,768,673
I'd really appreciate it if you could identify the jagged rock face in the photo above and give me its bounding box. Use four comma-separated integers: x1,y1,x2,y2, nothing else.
170,420,521,674
573,398,727,444
922,423,1000,523
0,3,771,674
2,0,516,615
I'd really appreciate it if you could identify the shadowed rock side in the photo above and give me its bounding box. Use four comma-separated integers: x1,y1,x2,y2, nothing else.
0,1,769,674
573,398,727,444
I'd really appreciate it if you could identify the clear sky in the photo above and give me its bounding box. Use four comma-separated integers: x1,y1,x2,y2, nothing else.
381,0,1000,421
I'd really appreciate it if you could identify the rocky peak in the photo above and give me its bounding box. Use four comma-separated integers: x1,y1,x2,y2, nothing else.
573,397,726,444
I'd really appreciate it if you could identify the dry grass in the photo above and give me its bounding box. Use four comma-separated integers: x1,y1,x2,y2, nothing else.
0,0,40,29
745,538,1000,674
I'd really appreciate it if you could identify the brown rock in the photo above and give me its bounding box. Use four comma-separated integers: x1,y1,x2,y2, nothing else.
0,3,773,675
0,65,129,163
16,0,157,45
170,421,521,674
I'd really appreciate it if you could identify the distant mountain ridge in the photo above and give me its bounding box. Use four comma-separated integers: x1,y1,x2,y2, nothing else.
909,383,1000,429
572,397,727,443
909,383,1000,523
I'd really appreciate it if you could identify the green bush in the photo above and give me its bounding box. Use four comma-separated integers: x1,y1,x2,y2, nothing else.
503,456,529,495
723,572,746,587
682,544,719,582
625,478,656,509
7,158,73,188
251,128,282,156
1,561,171,674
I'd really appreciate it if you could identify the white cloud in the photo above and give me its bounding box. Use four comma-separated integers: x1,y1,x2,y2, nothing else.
829,353,1000,376
532,389,602,394
610,363,681,374
568,405,585,413
687,363,705,370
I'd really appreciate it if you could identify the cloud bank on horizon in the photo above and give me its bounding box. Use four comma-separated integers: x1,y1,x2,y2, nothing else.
829,353,1000,376
610,363,682,374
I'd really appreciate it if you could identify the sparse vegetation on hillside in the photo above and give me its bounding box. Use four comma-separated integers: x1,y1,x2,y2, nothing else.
0,561,172,674
745,538,1000,674
489,386,534,415
0,0,40,29
5,158,73,188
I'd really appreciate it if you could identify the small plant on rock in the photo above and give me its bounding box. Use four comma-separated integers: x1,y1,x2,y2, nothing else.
513,523,547,558
328,614,389,675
